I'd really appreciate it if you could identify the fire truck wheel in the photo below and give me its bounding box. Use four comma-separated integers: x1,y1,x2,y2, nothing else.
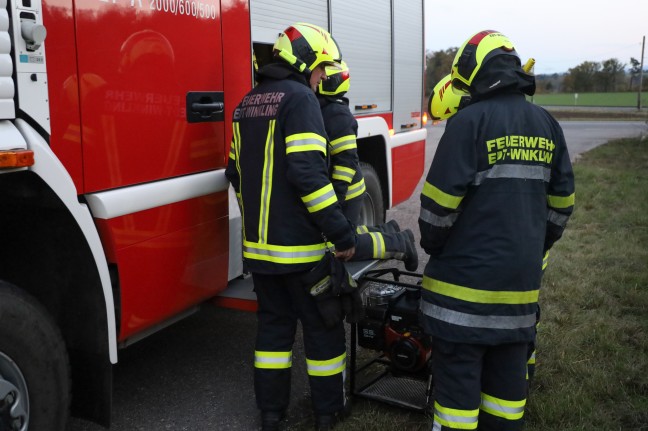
0,281,70,431
359,162,385,226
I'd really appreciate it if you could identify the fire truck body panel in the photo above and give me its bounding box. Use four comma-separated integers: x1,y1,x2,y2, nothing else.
390,128,427,206
0,0,426,427
74,0,226,192
66,0,232,341
43,2,84,188
86,171,230,342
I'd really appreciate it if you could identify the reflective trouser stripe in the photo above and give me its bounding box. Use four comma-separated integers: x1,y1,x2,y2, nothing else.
480,393,526,420
331,165,355,183
306,352,346,377
368,232,386,259
302,183,337,213
433,401,478,430
243,241,326,264
345,178,366,201
356,225,369,234
254,351,292,369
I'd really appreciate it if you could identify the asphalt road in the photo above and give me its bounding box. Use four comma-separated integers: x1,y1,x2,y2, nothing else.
67,120,647,431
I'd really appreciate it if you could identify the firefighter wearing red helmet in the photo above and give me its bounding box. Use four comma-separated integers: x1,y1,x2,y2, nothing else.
225,23,353,431
316,61,418,269
418,30,575,431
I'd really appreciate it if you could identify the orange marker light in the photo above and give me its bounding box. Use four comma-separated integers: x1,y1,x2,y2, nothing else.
0,149,35,168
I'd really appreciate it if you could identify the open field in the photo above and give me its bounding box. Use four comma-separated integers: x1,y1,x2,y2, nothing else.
531,92,648,107
526,92,648,121
542,106,648,121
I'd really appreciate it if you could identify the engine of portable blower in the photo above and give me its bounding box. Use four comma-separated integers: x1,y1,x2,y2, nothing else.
357,281,432,374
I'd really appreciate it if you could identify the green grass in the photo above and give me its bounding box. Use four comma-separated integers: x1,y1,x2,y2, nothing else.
524,137,648,431
288,137,648,431
530,91,648,107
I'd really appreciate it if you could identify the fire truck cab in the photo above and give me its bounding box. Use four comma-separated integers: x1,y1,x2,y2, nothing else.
0,0,426,428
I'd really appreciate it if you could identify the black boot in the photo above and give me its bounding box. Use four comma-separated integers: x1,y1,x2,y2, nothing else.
261,411,285,431
315,413,336,431
384,219,400,233
314,407,350,431
359,219,400,234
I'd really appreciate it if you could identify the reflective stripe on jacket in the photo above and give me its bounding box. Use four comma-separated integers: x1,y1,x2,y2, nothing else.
319,96,364,204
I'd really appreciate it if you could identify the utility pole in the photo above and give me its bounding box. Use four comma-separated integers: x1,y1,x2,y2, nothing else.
638,35,645,111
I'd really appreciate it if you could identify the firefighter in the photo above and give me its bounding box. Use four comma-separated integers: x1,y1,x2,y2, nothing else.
225,23,354,431
427,71,540,390
418,30,575,431
316,61,418,271
316,60,365,225
427,73,471,124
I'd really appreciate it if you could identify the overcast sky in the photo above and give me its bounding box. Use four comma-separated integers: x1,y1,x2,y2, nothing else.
424,0,647,75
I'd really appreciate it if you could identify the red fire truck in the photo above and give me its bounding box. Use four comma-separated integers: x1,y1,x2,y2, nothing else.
0,0,426,428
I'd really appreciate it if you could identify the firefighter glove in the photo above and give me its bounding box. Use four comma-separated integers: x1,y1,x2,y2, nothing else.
301,251,345,328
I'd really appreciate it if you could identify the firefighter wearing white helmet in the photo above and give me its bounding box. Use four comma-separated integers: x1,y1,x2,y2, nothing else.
317,62,418,270
226,23,354,431
418,30,575,431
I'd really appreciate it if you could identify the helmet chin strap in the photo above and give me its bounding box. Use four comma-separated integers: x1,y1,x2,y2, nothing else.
276,49,311,75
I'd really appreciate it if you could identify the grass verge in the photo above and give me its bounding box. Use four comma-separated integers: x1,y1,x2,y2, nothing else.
289,137,648,431
546,109,648,122
530,92,648,108
525,137,648,431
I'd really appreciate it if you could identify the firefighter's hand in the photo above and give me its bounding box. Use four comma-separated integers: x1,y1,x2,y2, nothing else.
335,246,355,261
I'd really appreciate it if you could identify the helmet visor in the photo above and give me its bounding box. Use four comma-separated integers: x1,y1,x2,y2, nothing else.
323,62,343,71
451,78,471,95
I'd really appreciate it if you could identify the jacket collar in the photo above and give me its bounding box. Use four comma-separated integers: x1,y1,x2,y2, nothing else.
257,62,310,87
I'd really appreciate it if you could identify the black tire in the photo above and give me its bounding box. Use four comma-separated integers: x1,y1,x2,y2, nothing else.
0,281,70,431
359,162,385,226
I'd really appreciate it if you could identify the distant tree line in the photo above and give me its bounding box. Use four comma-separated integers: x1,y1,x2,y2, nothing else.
425,49,647,95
